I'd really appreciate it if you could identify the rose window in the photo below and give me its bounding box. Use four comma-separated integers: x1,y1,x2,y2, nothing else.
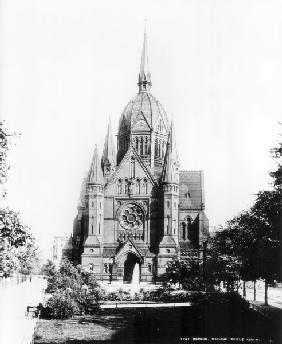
119,204,143,230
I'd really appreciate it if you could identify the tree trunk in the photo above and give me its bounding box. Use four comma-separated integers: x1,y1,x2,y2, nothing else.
236,280,239,293
264,279,268,305
243,280,246,298
253,280,256,301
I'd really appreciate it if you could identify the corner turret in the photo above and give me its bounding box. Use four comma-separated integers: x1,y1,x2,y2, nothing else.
158,122,180,274
81,145,104,272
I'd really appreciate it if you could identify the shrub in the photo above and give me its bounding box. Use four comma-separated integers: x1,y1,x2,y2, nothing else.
47,291,80,319
42,259,103,318
105,288,132,301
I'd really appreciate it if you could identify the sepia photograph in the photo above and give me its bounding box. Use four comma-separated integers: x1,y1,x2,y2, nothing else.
0,1,281,343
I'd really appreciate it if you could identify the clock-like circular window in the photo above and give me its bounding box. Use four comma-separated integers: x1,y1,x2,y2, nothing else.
119,204,143,230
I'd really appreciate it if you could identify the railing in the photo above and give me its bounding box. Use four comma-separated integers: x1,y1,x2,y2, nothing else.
0,274,28,290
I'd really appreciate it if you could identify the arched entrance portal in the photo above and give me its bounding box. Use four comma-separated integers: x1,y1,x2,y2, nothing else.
123,252,140,283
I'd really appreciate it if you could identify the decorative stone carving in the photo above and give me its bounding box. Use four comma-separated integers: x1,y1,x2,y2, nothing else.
119,203,143,230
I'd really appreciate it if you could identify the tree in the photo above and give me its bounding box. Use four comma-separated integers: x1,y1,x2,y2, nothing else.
17,237,38,275
162,258,213,291
0,121,17,198
269,141,282,190
208,227,244,292
251,140,282,304
41,260,56,277
251,189,281,304
0,208,36,276
209,141,282,304
0,122,9,197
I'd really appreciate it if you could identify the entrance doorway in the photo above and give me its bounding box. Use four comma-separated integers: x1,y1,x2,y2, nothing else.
123,253,140,283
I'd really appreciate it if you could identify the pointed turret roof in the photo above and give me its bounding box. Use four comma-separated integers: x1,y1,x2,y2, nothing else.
138,26,152,93
77,173,88,208
163,121,180,183
102,118,116,167
88,145,104,184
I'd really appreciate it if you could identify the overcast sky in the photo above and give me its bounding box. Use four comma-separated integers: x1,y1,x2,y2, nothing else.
1,0,281,255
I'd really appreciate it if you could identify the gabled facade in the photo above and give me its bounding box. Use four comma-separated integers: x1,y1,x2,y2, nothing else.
71,30,209,282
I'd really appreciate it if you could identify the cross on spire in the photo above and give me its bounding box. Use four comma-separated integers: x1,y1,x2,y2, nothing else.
138,24,152,93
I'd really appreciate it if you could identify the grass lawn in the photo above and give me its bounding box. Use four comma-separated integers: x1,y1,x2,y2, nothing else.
34,306,281,344
34,313,134,343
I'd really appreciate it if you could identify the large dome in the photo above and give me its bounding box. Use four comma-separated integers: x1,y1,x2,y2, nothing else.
116,29,171,171
118,92,169,136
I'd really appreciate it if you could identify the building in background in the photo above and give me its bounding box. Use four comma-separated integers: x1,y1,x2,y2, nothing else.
51,236,72,268
70,30,209,282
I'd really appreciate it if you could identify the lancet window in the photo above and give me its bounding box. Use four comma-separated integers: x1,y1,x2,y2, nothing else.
144,137,148,154
130,157,136,178
124,179,129,193
134,135,150,157
117,179,122,194
182,222,186,241
140,137,143,155
136,178,141,194
182,217,192,241
143,178,148,194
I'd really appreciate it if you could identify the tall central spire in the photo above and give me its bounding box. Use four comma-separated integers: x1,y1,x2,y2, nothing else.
138,25,152,93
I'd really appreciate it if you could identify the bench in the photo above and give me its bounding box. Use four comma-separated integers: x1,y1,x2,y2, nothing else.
26,306,40,318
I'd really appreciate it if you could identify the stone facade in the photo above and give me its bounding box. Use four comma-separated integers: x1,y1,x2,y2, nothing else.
70,30,209,282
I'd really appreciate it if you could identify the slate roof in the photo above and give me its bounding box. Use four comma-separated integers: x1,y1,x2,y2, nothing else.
179,170,205,210
118,92,169,134
103,248,116,257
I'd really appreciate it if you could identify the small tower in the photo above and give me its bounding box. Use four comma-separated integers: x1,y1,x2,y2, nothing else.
81,145,104,272
158,121,180,274
101,118,116,182
138,27,151,93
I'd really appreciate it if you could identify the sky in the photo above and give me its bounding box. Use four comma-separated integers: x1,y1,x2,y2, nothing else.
1,0,281,255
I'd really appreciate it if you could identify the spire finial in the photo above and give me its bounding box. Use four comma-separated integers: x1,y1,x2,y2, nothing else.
88,145,104,184
102,117,116,171
138,22,151,93
162,121,180,184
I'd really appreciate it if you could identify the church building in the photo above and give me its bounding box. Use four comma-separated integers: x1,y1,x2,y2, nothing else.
71,30,209,282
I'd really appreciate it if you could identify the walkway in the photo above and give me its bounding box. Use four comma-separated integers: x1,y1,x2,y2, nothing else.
240,283,282,309
0,276,46,344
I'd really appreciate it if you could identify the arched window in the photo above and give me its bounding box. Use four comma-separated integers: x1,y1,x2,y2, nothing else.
140,137,143,155
143,178,148,194
130,157,135,178
187,217,192,241
117,179,122,194
124,179,128,193
136,136,139,152
182,222,186,241
155,138,158,156
148,264,152,273
136,178,141,194
144,137,148,155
